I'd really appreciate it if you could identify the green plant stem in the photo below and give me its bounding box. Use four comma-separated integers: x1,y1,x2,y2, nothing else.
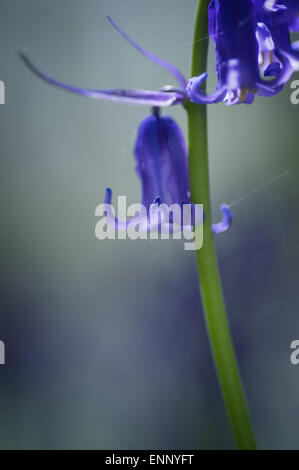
185,0,257,450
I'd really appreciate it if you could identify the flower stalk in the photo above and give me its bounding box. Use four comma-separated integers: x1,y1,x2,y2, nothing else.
185,0,257,450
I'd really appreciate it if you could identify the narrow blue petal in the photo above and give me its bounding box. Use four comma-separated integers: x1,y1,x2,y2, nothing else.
19,49,183,107
104,188,149,230
104,188,166,232
107,16,187,90
212,204,233,234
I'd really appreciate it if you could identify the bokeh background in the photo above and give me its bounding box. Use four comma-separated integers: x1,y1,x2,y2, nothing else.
0,0,299,450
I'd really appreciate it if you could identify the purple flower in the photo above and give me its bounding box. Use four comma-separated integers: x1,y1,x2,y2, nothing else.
135,112,190,211
104,110,190,232
187,0,293,105
104,109,232,234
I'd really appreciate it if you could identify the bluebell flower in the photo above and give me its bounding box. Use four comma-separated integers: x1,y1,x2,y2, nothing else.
104,109,231,235
187,0,293,105
19,16,232,234
104,110,191,232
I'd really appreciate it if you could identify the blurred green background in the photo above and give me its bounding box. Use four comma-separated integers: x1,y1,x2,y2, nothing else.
0,0,299,450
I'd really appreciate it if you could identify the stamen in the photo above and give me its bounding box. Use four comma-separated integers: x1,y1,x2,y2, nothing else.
239,88,247,102
247,87,258,94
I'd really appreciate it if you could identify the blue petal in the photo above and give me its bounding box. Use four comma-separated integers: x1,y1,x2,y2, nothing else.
107,16,187,90
186,74,226,104
212,204,233,234
257,49,293,93
264,61,281,76
256,22,275,51
19,49,183,107
104,188,148,230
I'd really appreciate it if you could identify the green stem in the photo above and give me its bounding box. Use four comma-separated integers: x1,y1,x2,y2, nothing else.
186,0,257,450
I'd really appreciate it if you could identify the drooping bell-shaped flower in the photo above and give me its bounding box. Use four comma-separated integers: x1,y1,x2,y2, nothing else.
104,109,232,234
104,110,190,232
134,111,190,211
187,0,292,105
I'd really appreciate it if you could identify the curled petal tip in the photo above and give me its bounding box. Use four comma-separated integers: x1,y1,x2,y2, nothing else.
103,188,139,230
212,204,233,235
186,73,208,95
104,187,112,204
187,74,225,104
